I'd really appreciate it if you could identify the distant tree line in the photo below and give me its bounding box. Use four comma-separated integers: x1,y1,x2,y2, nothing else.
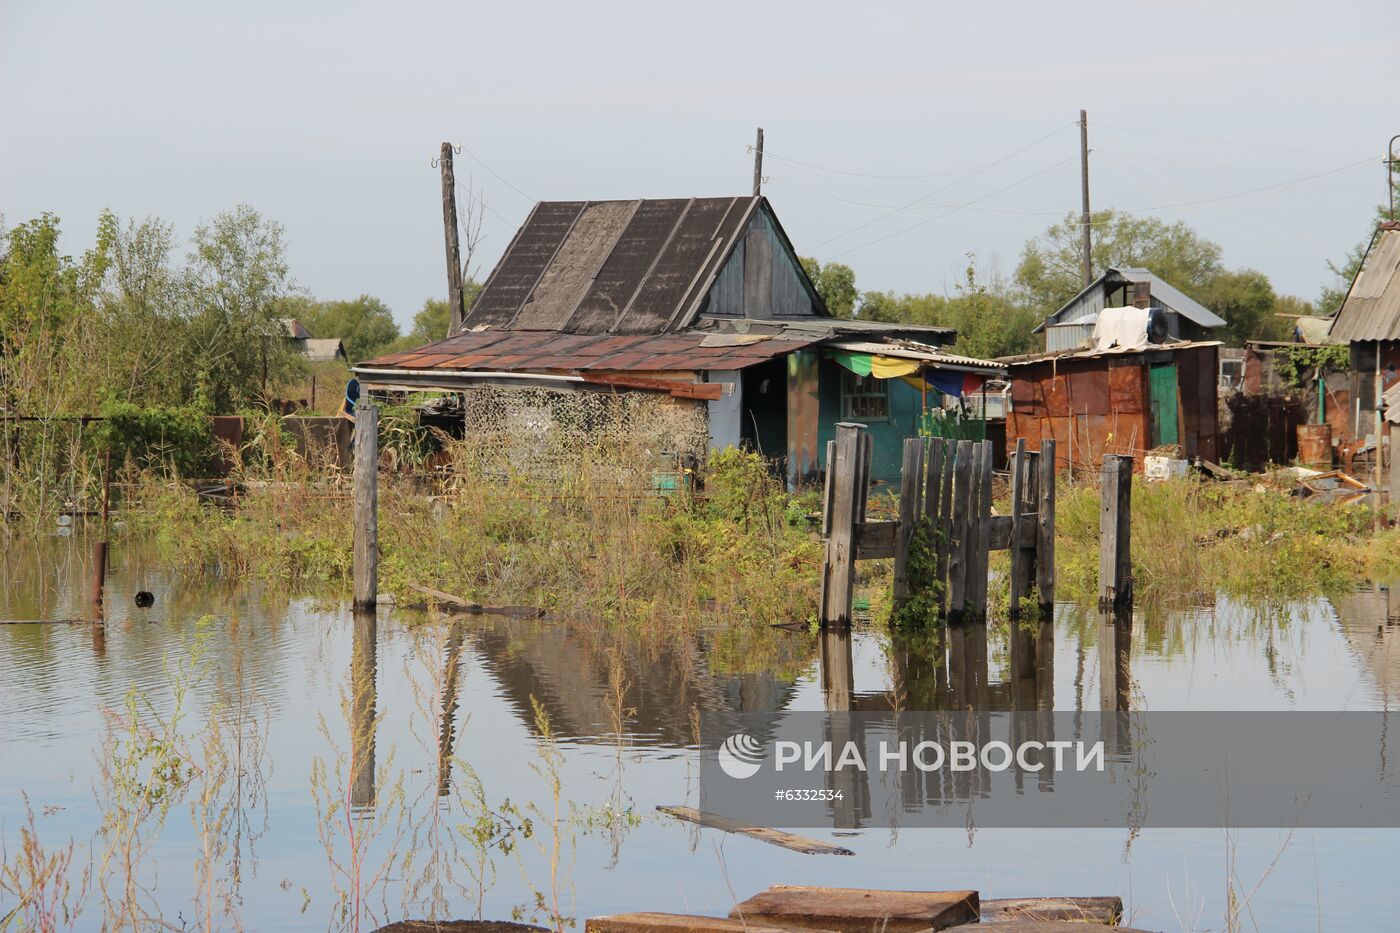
798,204,1391,359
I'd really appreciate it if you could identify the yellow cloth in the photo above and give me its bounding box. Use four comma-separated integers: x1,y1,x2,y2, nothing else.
870,356,920,378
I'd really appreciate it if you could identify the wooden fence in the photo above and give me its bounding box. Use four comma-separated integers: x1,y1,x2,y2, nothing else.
819,422,1056,627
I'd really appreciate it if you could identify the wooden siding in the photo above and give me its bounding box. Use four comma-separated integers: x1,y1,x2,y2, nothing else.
704,208,816,320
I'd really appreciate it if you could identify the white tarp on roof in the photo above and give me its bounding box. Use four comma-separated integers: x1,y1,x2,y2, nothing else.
1092,306,1154,352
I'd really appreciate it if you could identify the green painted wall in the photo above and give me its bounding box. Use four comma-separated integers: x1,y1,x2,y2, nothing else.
815,359,924,486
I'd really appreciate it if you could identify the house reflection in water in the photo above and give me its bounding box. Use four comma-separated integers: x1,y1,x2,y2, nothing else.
1333,585,1400,701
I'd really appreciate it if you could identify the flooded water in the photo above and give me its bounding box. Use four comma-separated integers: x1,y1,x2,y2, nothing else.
2,536,1399,931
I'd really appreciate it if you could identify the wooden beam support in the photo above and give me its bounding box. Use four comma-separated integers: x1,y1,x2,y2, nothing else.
820,423,866,628
1036,439,1057,611
1098,454,1134,612
353,403,379,610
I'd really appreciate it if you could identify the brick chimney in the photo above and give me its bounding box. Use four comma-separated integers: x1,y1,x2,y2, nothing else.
1132,281,1151,308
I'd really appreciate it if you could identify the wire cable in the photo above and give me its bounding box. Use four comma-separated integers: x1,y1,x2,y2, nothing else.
824,155,1079,259
1094,122,1373,161
457,145,535,204
804,122,1076,251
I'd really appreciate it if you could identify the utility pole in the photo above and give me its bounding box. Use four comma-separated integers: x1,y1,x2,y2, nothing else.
440,142,465,336
1080,110,1092,287
752,127,765,197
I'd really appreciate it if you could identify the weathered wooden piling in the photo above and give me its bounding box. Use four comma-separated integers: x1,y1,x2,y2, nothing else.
1036,438,1056,611
1097,454,1133,612
819,423,867,628
819,431,1055,627
350,606,378,809
353,403,379,610
90,451,112,625
892,437,925,602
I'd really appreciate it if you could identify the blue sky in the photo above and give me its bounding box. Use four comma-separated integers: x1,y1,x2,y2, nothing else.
3,1,1397,327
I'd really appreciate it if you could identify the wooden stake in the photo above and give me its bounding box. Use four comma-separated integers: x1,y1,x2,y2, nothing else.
1008,438,1028,615
353,403,379,610
440,141,465,336
892,437,925,602
1036,439,1056,611
947,440,973,622
819,423,865,628
1097,454,1133,611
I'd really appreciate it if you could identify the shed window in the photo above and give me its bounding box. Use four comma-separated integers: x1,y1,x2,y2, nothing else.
841,371,889,420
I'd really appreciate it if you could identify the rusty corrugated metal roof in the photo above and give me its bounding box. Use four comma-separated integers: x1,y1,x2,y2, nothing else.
1329,225,1400,342
359,329,818,375
463,196,769,336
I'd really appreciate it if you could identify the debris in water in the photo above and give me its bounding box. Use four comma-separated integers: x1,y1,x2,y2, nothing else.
135,591,155,607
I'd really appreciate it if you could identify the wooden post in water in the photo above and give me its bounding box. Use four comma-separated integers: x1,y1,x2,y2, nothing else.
969,440,993,619
820,423,866,628
1008,439,1029,616
350,606,378,809
1036,439,1057,612
353,404,379,610
946,440,973,623
1098,454,1133,612
892,437,926,603
90,452,112,623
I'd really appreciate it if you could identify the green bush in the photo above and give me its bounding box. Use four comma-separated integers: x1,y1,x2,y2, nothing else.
91,400,214,476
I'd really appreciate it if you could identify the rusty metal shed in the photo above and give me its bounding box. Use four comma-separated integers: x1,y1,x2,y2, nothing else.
1002,341,1220,473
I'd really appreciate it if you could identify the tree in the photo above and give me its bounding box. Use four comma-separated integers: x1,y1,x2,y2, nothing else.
298,294,400,362
1195,270,1289,346
1015,209,1224,312
1318,177,1400,313
853,258,1040,359
799,257,858,318
180,205,299,410
382,282,483,354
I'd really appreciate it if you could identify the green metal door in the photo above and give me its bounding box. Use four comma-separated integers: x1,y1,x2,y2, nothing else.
1149,362,1179,448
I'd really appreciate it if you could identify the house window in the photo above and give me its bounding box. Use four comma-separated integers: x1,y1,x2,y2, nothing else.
841,371,889,420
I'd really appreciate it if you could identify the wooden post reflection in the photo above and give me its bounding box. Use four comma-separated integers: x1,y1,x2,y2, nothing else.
889,629,946,711
819,626,854,712
350,608,378,810
438,622,467,797
946,622,988,711
1098,606,1132,757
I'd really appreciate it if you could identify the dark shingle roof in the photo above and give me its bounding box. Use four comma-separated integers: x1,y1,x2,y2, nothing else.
463,196,768,335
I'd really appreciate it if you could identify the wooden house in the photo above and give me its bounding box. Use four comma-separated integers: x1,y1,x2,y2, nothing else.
1033,267,1226,352
1328,222,1400,443
354,196,1003,486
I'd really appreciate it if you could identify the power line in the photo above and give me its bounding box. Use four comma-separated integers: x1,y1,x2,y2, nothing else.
1094,122,1373,161
825,155,1080,259
750,147,977,181
805,123,1077,251
1095,147,1374,183
1123,157,1373,211
457,145,535,204
767,172,1075,216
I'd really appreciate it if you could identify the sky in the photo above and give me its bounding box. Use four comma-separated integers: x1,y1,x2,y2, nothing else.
3,1,1398,329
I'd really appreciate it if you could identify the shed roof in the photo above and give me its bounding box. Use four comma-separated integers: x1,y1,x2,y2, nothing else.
461,195,823,335
358,328,817,376
1329,224,1400,342
1033,267,1226,333
999,338,1223,367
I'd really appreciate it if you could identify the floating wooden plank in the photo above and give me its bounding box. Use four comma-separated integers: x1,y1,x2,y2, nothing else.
404,583,544,618
655,807,854,856
587,914,831,933
957,923,1156,933
980,896,1122,925
731,885,978,933
854,520,896,560
0,619,100,625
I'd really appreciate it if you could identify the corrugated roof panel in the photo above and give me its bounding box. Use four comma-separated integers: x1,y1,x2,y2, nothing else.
1330,227,1400,342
